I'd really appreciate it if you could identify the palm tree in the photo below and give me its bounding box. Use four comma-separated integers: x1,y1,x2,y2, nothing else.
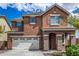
68,16,79,38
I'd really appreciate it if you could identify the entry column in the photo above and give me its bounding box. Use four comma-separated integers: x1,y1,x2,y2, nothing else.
7,37,12,50
56,34,65,51
70,34,75,45
43,35,49,50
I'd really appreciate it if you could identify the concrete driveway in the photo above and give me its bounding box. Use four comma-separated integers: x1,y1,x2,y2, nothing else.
0,50,44,56
0,42,44,56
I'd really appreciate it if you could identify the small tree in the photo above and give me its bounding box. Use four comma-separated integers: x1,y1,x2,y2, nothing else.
68,16,79,38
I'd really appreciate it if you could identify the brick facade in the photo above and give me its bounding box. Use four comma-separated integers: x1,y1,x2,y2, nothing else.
8,4,75,51
42,5,68,29
23,16,42,35
56,34,65,51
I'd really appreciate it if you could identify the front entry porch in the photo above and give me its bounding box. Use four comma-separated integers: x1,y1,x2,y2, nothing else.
42,28,75,51
43,33,66,51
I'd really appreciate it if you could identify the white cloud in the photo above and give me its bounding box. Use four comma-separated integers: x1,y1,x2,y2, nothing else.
61,3,79,11
14,3,26,11
71,3,79,7
0,3,79,12
0,3,8,9
34,3,53,11
0,3,41,11
15,3,38,11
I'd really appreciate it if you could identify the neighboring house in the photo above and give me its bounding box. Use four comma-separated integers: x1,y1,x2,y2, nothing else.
0,16,11,49
0,16,11,32
7,4,75,51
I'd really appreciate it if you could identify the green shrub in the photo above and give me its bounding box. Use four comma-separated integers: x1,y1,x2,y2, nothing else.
66,45,79,56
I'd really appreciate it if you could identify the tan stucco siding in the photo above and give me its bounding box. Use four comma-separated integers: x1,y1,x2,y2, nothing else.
0,33,7,41
0,18,11,32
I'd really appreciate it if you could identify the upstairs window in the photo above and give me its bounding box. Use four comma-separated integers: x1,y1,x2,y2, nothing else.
29,17,35,24
50,14,61,25
16,22,22,27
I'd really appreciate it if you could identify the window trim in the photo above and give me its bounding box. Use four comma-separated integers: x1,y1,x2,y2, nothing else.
50,14,60,16
30,22,36,24
29,17,36,24
50,14,61,25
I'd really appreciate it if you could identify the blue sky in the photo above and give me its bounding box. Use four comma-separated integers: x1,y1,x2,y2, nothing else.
0,3,79,24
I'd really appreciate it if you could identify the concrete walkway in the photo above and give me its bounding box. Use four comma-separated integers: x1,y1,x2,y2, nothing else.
0,50,44,56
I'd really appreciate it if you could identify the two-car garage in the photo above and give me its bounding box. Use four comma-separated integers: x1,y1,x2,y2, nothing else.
12,37,40,50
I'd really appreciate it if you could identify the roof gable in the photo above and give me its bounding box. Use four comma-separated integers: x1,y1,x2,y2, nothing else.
41,4,70,15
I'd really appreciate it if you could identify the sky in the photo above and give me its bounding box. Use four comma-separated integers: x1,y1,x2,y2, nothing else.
0,3,79,23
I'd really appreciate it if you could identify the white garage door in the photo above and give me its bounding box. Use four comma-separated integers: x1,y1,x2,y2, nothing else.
12,37,39,50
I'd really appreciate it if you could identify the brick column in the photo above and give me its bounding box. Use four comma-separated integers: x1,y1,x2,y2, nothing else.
76,38,79,44
70,34,76,45
56,34,65,51
7,37,12,50
43,35,49,50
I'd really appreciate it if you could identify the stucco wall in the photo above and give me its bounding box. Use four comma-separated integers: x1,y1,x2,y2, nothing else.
0,17,11,32
0,33,7,41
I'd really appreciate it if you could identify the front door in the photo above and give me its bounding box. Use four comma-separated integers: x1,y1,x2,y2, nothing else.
49,33,57,50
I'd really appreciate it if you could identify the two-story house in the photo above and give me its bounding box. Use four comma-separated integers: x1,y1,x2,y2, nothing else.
7,4,75,51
